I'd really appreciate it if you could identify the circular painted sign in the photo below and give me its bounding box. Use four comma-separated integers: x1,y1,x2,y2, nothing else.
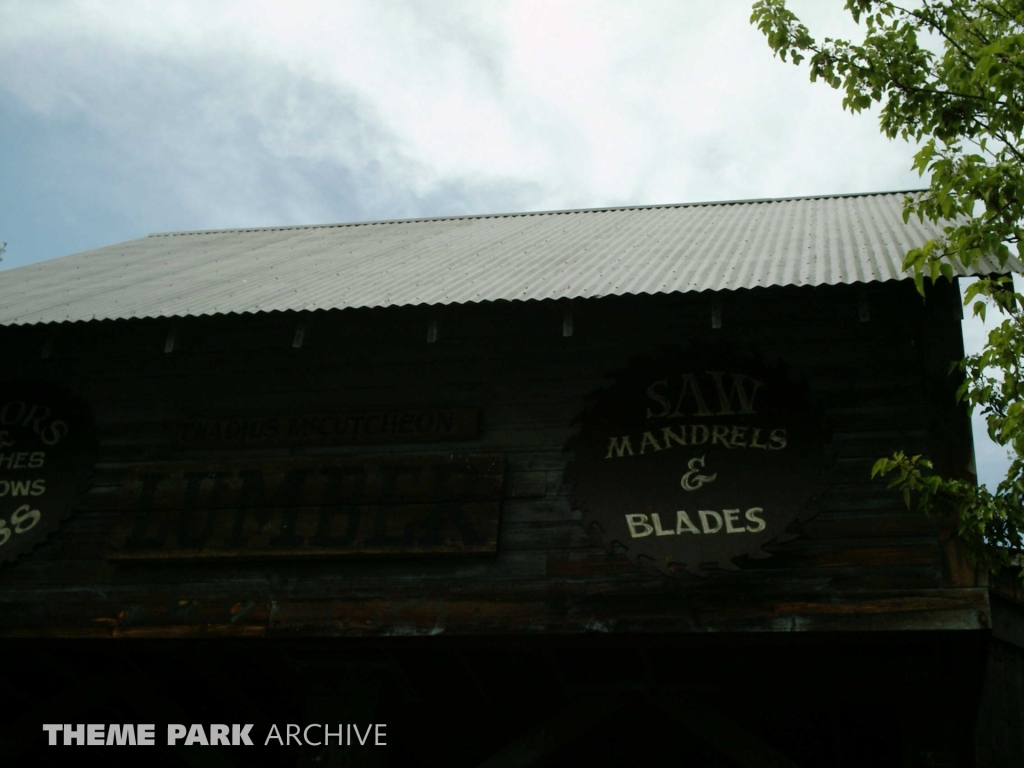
0,383,95,564
564,346,827,576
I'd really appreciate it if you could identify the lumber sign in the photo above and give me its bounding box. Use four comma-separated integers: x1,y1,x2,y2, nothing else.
108,453,504,560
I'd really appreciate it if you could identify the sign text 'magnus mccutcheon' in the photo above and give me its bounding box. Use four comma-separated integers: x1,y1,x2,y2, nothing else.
174,408,478,447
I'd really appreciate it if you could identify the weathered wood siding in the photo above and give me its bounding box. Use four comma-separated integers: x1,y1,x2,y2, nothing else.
0,279,988,638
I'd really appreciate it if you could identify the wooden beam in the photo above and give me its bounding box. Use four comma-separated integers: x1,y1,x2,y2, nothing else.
477,694,630,768
459,653,493,705
650,691,799,768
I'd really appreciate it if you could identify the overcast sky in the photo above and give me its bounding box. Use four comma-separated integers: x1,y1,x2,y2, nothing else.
0,0,1013,486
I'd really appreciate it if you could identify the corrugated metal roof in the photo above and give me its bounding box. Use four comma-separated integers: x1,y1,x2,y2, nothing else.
0,191,1013,325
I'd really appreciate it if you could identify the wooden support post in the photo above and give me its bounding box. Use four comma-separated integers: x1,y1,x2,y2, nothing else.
545,649,571,698
711,302,722,329
427,317,438,344
459,654,492,705
562,305,574,337
940,514,987,588
292,322,306,349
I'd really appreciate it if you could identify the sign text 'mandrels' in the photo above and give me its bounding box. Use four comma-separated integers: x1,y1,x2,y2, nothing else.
175,408,478,447
564,351,825,576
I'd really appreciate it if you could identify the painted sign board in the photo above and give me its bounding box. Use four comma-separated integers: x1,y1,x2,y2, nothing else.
174,408,479,447
564,347,826,576
0,382,95,564
108,453,504,560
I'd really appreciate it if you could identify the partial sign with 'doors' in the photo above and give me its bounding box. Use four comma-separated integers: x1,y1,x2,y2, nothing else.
0,383,95,564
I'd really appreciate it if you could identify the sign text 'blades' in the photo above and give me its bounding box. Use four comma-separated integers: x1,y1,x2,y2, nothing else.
564,346,827,577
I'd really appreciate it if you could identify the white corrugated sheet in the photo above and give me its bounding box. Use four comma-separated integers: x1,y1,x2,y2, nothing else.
0,192,1011,325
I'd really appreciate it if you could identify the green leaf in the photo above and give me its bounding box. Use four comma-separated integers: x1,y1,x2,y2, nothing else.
750,0,1024,582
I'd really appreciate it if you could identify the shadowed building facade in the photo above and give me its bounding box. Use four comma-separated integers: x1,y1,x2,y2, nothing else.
0,192,1021,766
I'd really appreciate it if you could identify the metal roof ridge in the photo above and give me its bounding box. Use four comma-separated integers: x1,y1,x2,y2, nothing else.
147,189,929,239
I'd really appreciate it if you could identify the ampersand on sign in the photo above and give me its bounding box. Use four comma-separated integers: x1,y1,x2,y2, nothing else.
680,455,717,491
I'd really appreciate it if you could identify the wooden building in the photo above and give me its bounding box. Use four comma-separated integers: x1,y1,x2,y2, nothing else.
0,192,1022,766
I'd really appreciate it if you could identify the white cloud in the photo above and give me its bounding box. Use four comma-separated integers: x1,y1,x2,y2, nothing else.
0,0,926,223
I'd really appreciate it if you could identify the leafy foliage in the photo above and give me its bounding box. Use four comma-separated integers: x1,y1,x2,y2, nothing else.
751,0,1024,577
